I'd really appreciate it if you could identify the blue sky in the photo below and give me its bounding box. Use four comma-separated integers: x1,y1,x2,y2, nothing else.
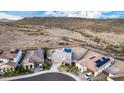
0,11,124,20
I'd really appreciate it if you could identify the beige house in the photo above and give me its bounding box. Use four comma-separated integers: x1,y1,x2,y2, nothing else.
0,48,22,64
0,48,22,74
0,62,16,73
22,49,44,70
77,51,115,76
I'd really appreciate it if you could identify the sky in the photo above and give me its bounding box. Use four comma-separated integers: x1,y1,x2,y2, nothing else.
0,11,124,20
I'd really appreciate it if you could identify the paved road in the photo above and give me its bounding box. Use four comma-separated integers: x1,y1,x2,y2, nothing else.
12,72,76,81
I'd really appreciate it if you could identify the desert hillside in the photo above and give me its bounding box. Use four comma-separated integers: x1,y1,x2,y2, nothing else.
0,17,124,59
10,17,124,33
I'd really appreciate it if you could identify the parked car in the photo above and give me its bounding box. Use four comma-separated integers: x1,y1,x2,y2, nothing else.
39,64,43,71
84,72,93,80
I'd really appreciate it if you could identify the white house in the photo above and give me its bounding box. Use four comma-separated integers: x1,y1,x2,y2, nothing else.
51,48,72,64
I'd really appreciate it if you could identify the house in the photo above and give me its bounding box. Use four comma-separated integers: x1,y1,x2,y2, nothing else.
0,48,22,73
51,48,72,64
0,62,16,73
77,51,115,76
0,48,22,65
22,49,44,70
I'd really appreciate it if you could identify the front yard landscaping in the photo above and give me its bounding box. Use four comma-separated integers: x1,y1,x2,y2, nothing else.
0,65,34,77
59,62,80,75
43,59,53,70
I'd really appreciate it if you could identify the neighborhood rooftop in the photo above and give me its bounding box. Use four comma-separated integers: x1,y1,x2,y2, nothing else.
77,51,113,73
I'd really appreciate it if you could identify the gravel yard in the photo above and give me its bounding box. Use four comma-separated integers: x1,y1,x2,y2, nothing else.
112,59,124,74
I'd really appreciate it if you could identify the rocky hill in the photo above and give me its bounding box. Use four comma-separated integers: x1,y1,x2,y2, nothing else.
8,17,124,33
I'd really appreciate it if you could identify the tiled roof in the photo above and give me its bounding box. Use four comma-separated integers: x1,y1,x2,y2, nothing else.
0,53,17,59
78,51,112,72
5,62,16,67
22,49,44,65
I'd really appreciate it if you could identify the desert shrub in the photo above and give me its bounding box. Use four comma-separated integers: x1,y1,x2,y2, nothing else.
62,37,69,41
58,42,69,45
106,44,113,51
93,36,101,43
80,32,91,38
119,44,124,53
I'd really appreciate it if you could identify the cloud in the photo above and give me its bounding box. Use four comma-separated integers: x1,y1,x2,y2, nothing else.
0,12,23,20
43,11,67,17
43,11,104,18
0,11,123,19
99,11,124,19
43,11,124,19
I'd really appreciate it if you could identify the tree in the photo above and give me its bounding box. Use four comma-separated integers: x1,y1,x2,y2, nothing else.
43,47,48,61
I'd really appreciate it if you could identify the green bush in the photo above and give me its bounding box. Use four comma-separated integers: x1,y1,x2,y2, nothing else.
59,63,79,74
43,61,52,70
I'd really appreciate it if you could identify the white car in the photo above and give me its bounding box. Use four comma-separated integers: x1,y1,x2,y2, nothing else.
84,72,93,80
39,64,43,71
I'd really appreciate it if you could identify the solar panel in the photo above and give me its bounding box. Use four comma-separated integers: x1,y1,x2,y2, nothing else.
96,60,108,67
95,59,101,63
95,57,110,68
102,57,110,62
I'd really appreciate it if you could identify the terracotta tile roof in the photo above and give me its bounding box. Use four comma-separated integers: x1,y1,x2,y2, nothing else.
0,62,16,67
5,62,16,67
22,49,44,65
0,53,17,59
78,51,112,72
